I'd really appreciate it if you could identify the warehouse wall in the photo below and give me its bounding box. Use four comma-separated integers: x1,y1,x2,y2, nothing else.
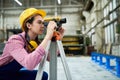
83,0,108,52
0,7,81,36
83,0,119,54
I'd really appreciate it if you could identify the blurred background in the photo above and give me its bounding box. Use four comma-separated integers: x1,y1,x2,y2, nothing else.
0,0,120,80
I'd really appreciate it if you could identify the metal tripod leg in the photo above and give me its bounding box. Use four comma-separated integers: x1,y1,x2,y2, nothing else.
35,41,51,80
36,40,72,80
49,41,72,80
57,40,72,80
49,41,57,80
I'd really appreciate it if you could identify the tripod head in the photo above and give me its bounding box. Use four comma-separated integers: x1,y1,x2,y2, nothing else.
44,17,66,31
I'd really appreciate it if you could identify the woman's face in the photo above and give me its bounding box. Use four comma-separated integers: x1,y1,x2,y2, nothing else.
29,15,44,35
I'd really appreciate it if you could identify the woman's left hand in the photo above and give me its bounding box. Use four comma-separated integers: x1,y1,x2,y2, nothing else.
58,27,65,39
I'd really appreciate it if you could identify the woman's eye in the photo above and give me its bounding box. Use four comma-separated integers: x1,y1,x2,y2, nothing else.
38,21,44,24
38,21,42,24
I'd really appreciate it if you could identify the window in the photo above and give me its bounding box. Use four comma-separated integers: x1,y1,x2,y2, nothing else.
104,0,117,44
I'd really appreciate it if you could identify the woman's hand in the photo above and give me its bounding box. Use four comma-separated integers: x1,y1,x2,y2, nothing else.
46,27,65,61
58,27,65,39
52,27,65,40
41,21,56,49
45,21,57,40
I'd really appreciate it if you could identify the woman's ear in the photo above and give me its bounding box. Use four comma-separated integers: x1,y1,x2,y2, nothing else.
26,22,32,30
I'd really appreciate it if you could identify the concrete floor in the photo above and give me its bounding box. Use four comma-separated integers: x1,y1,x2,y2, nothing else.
35,56,120,80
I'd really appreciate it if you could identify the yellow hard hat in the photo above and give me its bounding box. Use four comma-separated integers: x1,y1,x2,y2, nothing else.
19,8,46,31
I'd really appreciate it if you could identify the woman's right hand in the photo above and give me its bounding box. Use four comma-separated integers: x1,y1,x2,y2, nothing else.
45,21,57,40
41,21,57,49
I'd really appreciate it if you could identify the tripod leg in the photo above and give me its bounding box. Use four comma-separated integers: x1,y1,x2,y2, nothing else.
57,40,72,80
49,42,57,80
35,41,51,80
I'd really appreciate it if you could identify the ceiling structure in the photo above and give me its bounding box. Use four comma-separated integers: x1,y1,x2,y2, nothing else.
0,0,90,17
0,0,87,10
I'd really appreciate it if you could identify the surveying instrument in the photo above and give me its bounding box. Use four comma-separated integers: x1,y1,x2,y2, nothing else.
35,18,72,80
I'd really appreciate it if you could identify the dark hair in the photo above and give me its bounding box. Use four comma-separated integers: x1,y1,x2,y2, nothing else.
24,14,41,45
24,16,34,32
24,14,42,32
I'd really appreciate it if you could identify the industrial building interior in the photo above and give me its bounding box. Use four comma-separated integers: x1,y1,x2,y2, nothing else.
0,0,120,80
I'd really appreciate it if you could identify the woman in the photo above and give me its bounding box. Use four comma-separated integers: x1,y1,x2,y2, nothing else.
0,8,64,80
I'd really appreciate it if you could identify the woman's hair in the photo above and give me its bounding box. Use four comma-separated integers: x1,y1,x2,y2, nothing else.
24,14,41,45
24,14,42,32
24,14,36,32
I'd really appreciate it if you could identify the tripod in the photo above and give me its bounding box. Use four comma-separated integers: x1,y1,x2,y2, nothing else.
35,31,72,80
